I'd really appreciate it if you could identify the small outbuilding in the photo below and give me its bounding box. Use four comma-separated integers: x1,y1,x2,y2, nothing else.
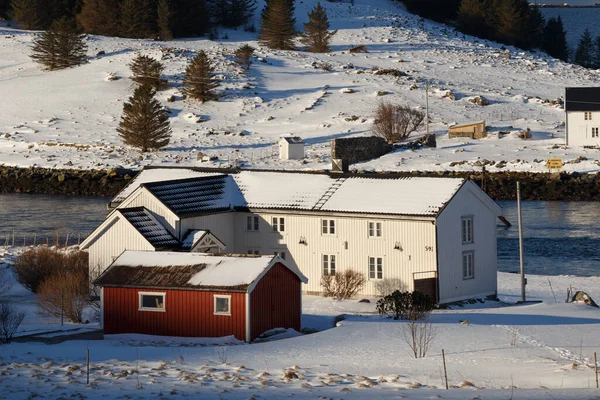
565,87,600,147
278,136,304,160
94,251,308,341
449,121,486,139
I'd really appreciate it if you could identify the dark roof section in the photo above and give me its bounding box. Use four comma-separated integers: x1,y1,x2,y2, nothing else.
119,207,180,248
143,175,232,216
565,87,600,112
94,264,249,291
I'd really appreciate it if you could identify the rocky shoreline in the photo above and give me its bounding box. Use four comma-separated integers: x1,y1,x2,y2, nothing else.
0,166,598,201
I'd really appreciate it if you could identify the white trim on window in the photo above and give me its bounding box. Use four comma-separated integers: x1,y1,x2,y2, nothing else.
585,111,593,121
214,294,232,316
462,251,474,280
138,291,166,312
461,216,474,244
593,127,599,138
272,217,285,232
321,219,335,235
368,221,382,237
368,256,383,280
246,215,259,231
322,254,336,276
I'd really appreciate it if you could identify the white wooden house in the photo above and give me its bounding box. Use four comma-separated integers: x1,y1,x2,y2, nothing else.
278,136,304,160
81,168,504,304
565,87,600,147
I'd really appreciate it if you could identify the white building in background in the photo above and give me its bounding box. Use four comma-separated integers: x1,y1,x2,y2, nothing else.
81,168,504,304
565,87,600,147
278,136,304,160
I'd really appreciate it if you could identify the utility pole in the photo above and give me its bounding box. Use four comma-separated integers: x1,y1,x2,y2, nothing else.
517,181,526,302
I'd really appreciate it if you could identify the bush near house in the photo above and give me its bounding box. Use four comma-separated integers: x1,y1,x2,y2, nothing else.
37,269,89,323
321,270,366,299
376,290,435,320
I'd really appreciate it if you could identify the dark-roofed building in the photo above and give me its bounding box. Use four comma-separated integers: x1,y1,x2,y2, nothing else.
565,87,600,146
94,251,307,341
279,135,305,160
82,168,504,304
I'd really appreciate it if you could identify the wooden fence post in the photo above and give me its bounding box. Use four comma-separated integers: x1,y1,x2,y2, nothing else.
595,352,598,389
86,348,90,385
442,349,448,390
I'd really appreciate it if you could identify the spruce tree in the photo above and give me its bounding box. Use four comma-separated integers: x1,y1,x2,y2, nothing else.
457,0,491,39
117,85,171,152
119,0,155,39
10,0,43,29
183,50,220,102
228,0,256,27
493,0,530,48
157,0,174,40
300,2,336,53
575,29,594,68
527,6,545,49
542,16,568,62
77,0,121,36
171,0,209,37
594,36,600,70
30,17,87,71
129,55,166,89
234,43,255,71
258,0,296,50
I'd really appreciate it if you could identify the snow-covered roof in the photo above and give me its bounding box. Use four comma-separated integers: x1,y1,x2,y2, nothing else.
111,168,470,217
94,251,307,291
450,121,485,129
119,208,179,248
181,229,225,250
280,136,304,144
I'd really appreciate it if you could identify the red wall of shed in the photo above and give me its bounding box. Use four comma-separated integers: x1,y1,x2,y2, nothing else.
250,262,302,341
103,287,246,340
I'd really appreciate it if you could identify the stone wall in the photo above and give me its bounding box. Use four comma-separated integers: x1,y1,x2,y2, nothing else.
331,136,393,165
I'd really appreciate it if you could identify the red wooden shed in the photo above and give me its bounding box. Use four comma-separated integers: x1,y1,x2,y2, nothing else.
94,250,308,342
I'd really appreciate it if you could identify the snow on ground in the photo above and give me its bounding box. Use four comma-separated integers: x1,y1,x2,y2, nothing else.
3,246,600,398
2,0,600,175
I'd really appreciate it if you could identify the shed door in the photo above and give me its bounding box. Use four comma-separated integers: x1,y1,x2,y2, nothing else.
414,278,437,303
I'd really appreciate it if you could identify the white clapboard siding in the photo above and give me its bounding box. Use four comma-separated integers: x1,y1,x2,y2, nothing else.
180,213,236,252
232,212,437,295
116,187,179,236
436,181,499,303
566,111,600,147
88,216,154,279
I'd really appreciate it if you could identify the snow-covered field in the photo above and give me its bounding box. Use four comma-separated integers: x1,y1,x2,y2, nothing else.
2,0,600,175
2,246,600,399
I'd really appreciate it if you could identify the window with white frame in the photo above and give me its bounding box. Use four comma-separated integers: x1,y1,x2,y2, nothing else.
462,251,474,280
368,257,383,280
368,221,382,237
214,295,231,315
274,251,286,260
461,216,473,244
322,254,336,275
246,215,259,231
585,112,593,121
321,219,335,234
139,292,166,312
247,249,259,255
271,217,285,232
593,127,599,138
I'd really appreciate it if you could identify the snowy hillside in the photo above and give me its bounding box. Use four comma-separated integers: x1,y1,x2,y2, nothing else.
1,0,600,174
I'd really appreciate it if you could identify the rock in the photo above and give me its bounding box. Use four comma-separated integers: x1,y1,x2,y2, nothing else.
96,50,105,56
57,173,65,182
442,90,456,100
468,96,489,106
375,90,388,96
358,299,370,303
373,69,407,77
196,151,206,161
341,88,355,94
349,45,368,53
166,95,175,102
572,291,599,307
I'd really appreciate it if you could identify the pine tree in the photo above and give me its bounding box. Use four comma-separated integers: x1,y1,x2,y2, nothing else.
594,36,600,70
77,0,121,36
542,16,569,61
119,0,155,39
30,17,87,71
228,0,256,27
157,0,174,40
171,0,209,37
234,43,255,71
183,50,220,102
10,0,44,29
457,0,492,39
575,29,594,68
117,85,171,152
258,0,296,50
129,55,166,89
300,2,336,53
493,0,531,48
527,6,545,49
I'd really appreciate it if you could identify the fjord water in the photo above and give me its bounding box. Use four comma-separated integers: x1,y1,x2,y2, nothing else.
0,194,599,277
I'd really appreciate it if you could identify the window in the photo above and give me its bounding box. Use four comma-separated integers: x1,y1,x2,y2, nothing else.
247,249,259,255
272,217,285,232
593,127,599,138
214,295,231,315
368,257,383,280
585,112,593,121
139,292,166,312
246,215,259,231
321,219,335,234
274,251,286,260
463,251,474,280
368,222,382,237
461,216,473,244
322,254,336,275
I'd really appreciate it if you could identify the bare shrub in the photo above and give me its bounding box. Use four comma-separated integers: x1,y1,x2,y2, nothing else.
403,314,436,358
0,300,26,344
37,268,90,323
13,248,88,293
374,278,407,297
321,270,366,299
372,101,425,143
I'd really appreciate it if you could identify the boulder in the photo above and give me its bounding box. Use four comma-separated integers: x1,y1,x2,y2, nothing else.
572,291,599,307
